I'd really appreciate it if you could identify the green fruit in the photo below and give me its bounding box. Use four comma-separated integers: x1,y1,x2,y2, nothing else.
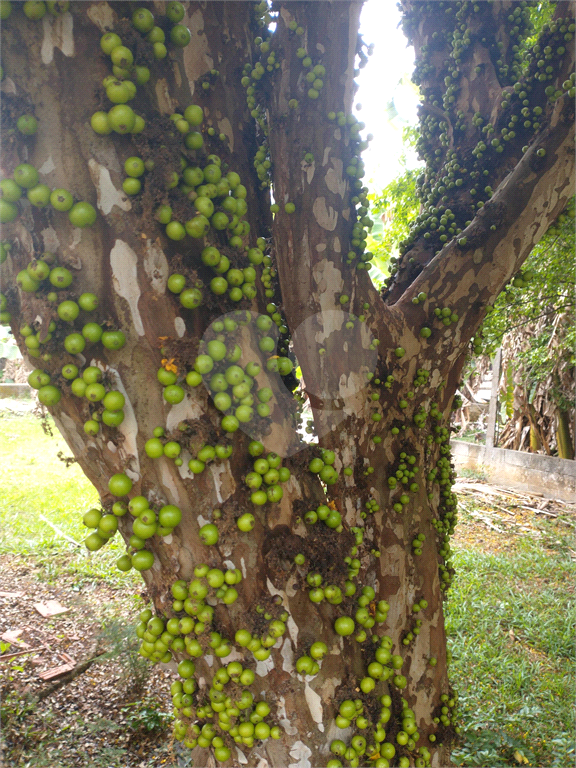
145,438,164,458
170,24,191,47
124,156,145,177
166,1,184,22
184,104,203,126
70,378,87,397
167,273,186,293
102,392,125,414
69,201,96,228
0,1,12,20
180,287,202,309
57,300,79,322
100,32,122,54
84,532,105,551
83,508,102,528
334,616,355,636
237,513,255,532
49,266,73,289
0,179,23,202
108,473,133,496
61,364,78,380
0,199,18,223
17,270,39,292
132,550,154,571
131,7,154,32
50,188,74,211
82,323,103,343
199,523,219,545
101,330,126,350
27,369,49,389
85,382,106,402
163,384,185,404
159,504,181,528
13,163,39,189
64,333,86,355
116,554,132,571
166,221,186,240
27,184,50,207
78,292,99,311
91,111,112,135
37,385,61,406
108,104,136,134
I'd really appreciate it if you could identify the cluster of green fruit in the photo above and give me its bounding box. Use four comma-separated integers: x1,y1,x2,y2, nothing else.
0,1,69,22
308,448,340,485
304,502,342,533
386,453,420,512
294,640,328,676
243,441,290,508
234,612,288,663
0,163,96,227
167,245,262,307
91,6,190,133
293,45,325,101
179,313,295,435
388,4,575,278
328,690,431,768
157,152,252,248
99,472,180,571
82,505,124,556
174,690,282,759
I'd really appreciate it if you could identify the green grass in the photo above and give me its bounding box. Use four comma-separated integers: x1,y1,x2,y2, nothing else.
447,536,575,767
0,412,138,586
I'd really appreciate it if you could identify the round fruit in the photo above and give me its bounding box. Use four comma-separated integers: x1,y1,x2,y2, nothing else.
199,523,219,545
132,550,154,571
334,616,355,636
13,163,39,189
108,473,133,496
0,179,23,202
82,323,103,343
64,333,86,355
102,391,125,411
69,201,97,228
50,189,73,211
159,504,182,528
37,385,61,406
49,266,73,289
163,384,185,404
78,293,99,312
101,330,126,350
108,104,136,134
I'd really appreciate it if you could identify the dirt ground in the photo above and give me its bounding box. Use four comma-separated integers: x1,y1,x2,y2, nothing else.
0,557,180,768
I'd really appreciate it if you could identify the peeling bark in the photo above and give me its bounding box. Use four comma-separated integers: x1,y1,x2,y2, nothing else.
1,2,574,767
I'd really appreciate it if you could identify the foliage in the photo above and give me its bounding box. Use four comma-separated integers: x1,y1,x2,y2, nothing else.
366,127,422,286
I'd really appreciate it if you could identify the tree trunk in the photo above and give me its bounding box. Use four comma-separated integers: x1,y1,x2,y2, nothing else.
556,408,574,459
1,2,574,767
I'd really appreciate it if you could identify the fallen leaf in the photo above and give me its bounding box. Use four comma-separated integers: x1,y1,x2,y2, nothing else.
1,629,30,647
33,600,70,618
38,662,75,681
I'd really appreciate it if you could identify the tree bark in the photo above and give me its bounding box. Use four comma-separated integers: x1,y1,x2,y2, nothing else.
1,2,574,767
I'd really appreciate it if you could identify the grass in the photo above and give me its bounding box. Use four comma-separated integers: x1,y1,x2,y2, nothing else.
0,412,139,587
1,412,574,767
447,525,575,767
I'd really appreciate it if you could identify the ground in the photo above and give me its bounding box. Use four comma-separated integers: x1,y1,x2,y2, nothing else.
0,405,574,768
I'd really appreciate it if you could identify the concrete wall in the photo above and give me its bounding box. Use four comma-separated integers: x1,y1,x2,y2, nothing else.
451,439,576,502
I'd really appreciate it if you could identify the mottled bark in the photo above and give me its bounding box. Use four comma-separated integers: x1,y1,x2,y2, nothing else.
1,2,574,768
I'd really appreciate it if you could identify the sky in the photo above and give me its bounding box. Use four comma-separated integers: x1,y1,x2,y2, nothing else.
356,0,422,192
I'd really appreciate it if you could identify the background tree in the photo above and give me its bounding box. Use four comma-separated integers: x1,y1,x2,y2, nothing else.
0,2,574,767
